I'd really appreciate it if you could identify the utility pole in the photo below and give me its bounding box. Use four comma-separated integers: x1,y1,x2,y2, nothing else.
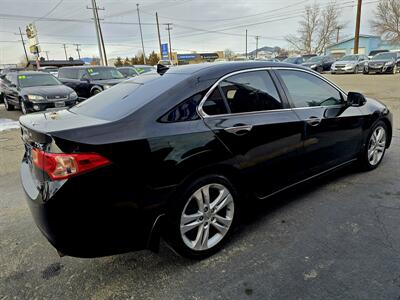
94,0,107,65
354,0,362,54
245,29,248,59
255,36,260,59
88,0,105,65
62,44,68,60
44,51,49,60
18,27,29,65
166,23,173,62
156,12,162,59
74,44,82,60
137,3,146,64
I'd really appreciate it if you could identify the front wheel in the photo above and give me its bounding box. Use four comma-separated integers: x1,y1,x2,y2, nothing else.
393,65,398,74
166,174,239,259
359,121,388,171
20,100,28,114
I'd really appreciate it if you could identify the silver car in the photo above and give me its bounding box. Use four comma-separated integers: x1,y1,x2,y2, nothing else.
331,54,369,74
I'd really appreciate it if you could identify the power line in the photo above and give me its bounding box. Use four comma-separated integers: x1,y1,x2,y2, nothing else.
33,0,64,22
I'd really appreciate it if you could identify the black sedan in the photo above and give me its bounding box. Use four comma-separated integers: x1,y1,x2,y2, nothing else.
364,52,400,74
3,71,78,114
20,62,392,259
302,55,336,73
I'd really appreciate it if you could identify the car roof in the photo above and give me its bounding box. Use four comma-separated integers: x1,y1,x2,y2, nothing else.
59,65,115,69
9,71,49,75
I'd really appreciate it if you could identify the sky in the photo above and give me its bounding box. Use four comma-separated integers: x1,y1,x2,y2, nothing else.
0,0,377,64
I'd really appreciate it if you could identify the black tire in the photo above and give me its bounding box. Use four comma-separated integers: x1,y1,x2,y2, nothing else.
20,99,28,114
4,96,14,111
363,67,369,74
358,120,388,171
317,66,323,73
165,174,240,259
91,89,101,96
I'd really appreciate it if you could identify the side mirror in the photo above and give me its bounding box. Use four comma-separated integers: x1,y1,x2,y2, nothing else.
347,92,366,107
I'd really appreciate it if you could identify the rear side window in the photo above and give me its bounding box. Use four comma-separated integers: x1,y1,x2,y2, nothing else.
278,70,343,108
159,93,202,122
59,68,79,79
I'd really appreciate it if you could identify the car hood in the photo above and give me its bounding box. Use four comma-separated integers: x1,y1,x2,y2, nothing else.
20,85,73,97
334,60,357,65
302,62,321,67
91,78,126,85
368,59,393,64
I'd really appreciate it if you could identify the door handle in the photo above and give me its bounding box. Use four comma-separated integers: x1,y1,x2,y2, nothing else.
224,124,253,136
306,116,322,126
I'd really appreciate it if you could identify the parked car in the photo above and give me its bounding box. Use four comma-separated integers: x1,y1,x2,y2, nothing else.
330,54,369,74
2,71,78,114
368,49,388,59
58,66,126,99
302,55,336,73
283,56,305,64
157,60,174,67
363,52,400,74
20,62,392,259
0,67,24,75
38,66,59,77
117,65,155,78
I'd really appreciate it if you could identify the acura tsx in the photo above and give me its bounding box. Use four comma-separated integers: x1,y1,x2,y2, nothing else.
20,62,392,259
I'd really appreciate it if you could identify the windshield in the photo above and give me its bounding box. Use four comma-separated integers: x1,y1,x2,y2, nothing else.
87,68,124,80
373,52,397,60
118,68,136,77
308,56,323,63
18,74,61,88
42,68,58,73
134,66,154,74
339,55,358,61
283,57,299,63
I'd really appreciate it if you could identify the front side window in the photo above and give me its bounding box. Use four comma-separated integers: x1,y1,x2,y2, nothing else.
278,70,343,108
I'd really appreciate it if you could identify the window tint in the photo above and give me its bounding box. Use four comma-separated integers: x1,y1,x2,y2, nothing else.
219,71,282,114
202,88,228,116
160,93,202,122
278,70,343,108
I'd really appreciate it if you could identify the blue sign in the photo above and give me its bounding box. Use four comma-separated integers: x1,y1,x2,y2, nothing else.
177,54,198,60
161,43,169,59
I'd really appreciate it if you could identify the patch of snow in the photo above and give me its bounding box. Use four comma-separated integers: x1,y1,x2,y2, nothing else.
0,118,20,132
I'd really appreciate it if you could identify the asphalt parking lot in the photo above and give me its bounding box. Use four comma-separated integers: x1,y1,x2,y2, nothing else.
0,73,399,299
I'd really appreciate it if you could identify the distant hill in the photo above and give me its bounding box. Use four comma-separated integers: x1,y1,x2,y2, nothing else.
246,46,281,56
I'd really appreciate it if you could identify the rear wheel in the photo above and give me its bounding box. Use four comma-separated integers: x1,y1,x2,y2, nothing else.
359,121,388,170
166,174,239,259
91,89,101,96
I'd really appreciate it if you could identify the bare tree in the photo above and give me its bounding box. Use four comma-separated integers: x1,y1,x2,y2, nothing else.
372,0,400,43
286,2,343,54
224,49,235,60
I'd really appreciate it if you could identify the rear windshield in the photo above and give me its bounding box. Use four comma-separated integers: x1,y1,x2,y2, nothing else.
69,73,189,121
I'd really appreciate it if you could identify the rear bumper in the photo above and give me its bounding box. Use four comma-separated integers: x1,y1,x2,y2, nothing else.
21,160,174,258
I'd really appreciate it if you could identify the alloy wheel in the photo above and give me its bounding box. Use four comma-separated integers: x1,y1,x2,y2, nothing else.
180,183,234,251
4,97,9,109
20,101,27,114
367,126,386,166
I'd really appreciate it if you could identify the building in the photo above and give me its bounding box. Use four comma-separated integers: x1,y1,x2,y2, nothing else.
176,51,224,65
325,34,400,58
27,59,85,69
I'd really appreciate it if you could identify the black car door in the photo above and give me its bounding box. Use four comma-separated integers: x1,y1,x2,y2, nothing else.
4,73,19,105
275,69,364,175
200,70,304,197
59,69,90,98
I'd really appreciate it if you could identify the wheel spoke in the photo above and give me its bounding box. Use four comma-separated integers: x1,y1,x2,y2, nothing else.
193,225,206,250
181,211,203,224
214,194,233,213
368,148,374,160
214,214,232,227
212,221,229,235
201,185,210,207
181,219,203,234
192,190,204,212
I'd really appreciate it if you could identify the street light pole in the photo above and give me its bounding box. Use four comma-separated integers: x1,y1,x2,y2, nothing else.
255,36,260,59
166,23,173,62
89,0,104,65
354,0,362,54
245,29,248,59
137,3,146,64
18,27,29,65
156,12,162,59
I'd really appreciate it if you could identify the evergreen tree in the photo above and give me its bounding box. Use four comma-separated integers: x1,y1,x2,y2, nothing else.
114,57,123,67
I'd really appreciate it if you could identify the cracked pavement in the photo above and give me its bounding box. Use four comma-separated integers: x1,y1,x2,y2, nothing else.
0,74,399,299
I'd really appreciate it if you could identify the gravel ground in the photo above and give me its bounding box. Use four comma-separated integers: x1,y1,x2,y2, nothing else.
0,73,399,300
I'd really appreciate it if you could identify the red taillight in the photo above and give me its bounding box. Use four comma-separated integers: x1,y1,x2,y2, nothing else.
32,148,111,180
